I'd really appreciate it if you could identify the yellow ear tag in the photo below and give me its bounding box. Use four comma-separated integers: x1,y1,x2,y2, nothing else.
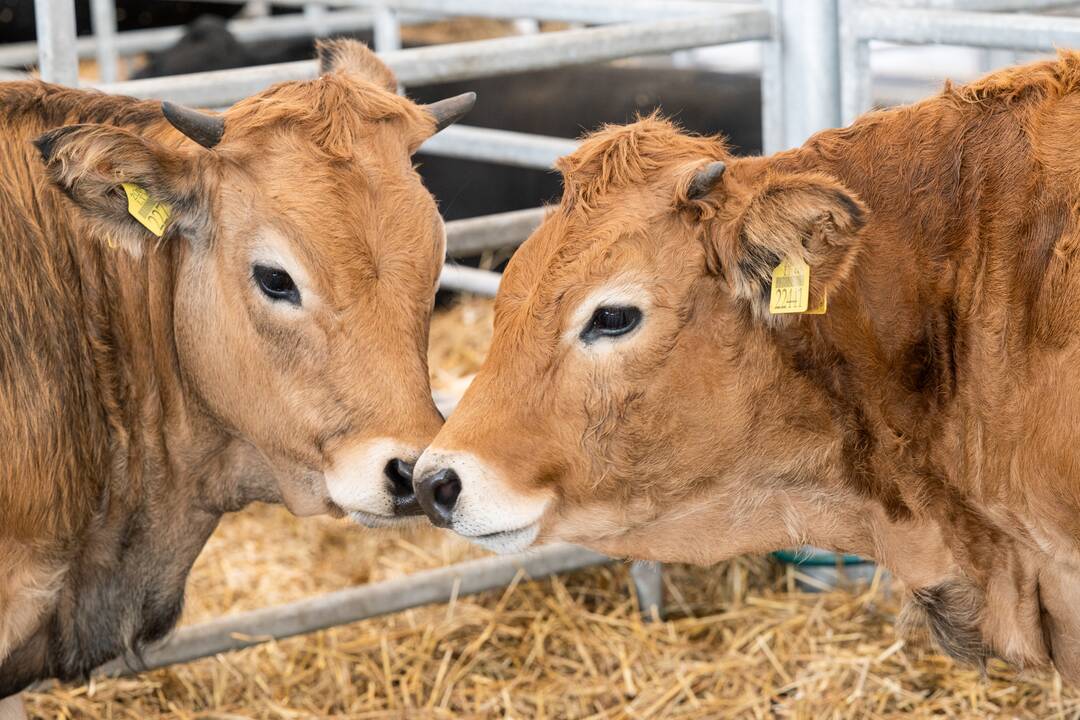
769,257,810,314
121,183,170,238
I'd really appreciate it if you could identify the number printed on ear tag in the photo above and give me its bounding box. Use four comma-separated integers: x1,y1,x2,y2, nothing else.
769,257,810,314
121,183,171,238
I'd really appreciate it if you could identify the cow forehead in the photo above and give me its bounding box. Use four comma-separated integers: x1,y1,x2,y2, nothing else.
214,148,441,303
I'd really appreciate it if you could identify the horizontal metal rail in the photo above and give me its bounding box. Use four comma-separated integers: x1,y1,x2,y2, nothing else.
95,543,609,676
841,5,1080,124
209,0,758,23
0,9,391,69
853,7,1080,48
420,125,578,170
445,206,547,256
95,9,772,106
439,264,503,296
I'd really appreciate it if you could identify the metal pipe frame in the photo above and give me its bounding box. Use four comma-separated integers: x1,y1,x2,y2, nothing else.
94,544,609,677
444,206,547,256
95,9,772,106
32,0,79,85
0,8,404,69
841,4,1080,124
420,125,578,169
90,0,119,84
210,0,759,24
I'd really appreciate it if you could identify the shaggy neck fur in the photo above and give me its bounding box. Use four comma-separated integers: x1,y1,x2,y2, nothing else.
0,83,273,694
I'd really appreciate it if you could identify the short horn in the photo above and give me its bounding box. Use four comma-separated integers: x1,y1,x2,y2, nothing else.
161,101,225,149
687,160,727,200
422,92,477,133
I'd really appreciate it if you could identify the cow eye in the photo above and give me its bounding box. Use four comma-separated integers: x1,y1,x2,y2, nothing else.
581,306,642,342
252,265,301,306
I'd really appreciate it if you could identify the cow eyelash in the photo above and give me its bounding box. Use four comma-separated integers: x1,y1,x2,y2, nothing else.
580,306,642,343
252,264,301,306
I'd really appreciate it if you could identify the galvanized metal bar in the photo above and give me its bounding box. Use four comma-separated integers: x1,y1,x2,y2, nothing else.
0,9,391,69
759,0,785,154
304,2,330,36
95,544,609,676
33,0,79,85
95,10,772,106
839,0,872,126
630,561,665,620
870,0,1079,9
210,0,758,23
373,4,402,53
420,125,578,170
772,0,841,149
90,0,118,84
444,207,546,256
439,264,502,296
851,7,1080,51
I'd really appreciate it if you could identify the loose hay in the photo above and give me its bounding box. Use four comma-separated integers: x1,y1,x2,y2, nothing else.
24,297,1080,719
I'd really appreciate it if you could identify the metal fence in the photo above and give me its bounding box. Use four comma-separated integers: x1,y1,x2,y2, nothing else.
17,0,1080,681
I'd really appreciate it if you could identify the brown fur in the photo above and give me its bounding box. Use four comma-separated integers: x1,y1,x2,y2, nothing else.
0,41,446,693
427,53,1080,681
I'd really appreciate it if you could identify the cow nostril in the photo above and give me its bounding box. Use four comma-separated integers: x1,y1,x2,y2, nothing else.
384,458,415,498
433,469,461,511
416,468,461,528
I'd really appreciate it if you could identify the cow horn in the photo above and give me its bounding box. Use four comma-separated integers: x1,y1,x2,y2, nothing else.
687,161,727,200
422,92,477,133
161,101,225,149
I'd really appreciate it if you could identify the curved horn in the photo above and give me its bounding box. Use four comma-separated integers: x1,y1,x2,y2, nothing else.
422,92,477,133
687,160,727,200
161,101,225,149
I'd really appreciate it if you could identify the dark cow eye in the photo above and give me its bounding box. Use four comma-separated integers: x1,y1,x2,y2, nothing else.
581,306,642,342
252,265,301,306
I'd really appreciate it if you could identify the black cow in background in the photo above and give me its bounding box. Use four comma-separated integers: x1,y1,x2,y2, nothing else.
129,15,763,222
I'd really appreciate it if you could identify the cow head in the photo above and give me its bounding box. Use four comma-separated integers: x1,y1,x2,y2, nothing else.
33,41,474,525
412,117,875,558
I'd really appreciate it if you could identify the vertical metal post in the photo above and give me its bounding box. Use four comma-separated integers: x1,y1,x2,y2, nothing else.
760,0,785,154
90,0,118,84
630,560,664,620
771,0,841,149
374,4,402,53
839,0,871,126
34,0,79,86
304,2,329,38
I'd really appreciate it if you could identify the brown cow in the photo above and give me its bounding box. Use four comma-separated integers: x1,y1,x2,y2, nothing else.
0,40,469,697
415,53,1080,682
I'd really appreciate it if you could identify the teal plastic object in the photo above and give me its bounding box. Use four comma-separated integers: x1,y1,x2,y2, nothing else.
771,548,867,566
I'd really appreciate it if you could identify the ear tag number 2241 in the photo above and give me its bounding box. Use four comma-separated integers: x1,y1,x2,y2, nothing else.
769,257,826,315
121,183,171,238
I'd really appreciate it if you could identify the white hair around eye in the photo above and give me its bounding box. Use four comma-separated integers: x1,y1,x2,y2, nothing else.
248,227,321,312
564,279,652,351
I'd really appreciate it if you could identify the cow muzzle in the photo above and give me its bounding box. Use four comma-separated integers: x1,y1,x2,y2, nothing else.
324,438,426,527
413,449,550,553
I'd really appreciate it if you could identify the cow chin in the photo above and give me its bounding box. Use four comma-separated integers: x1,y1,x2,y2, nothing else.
324,438,424,529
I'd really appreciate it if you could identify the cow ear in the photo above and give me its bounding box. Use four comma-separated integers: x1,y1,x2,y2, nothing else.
34,124,212,256
316,38,397,92
709,170,867,320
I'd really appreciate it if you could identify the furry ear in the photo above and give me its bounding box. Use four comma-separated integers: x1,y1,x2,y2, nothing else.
34,124,213,255
709,170,867,321
316,38,397,92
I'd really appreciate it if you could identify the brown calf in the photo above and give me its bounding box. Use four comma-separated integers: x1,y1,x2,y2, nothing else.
416,54,1080,681
0,41,469,694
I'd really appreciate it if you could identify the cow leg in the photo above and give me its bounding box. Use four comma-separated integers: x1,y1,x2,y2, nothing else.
0,695,27,720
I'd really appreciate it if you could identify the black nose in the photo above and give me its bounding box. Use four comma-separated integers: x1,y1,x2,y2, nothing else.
384,458,422,516
415,468,461,528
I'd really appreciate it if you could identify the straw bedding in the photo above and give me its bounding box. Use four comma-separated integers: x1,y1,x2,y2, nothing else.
21,299,1080,718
